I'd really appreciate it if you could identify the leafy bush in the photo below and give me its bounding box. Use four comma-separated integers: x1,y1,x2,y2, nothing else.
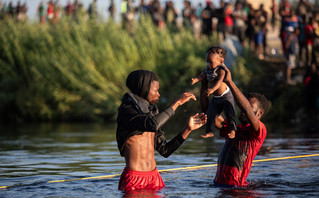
0,17,214,122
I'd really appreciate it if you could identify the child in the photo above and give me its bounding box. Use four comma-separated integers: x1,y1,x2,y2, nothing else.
191,46,236,138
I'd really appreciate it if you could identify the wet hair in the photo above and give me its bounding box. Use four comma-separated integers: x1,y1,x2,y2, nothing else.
247,92,269,118
206,46,227,59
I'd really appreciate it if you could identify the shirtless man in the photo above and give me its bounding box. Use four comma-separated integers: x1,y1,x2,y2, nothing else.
116,70,207,191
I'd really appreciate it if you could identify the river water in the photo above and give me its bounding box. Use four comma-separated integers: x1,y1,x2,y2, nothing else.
1,122,319,197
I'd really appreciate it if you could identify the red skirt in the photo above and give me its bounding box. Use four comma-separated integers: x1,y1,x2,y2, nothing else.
118,167,165,191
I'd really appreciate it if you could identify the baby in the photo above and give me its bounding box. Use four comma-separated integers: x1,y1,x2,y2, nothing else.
191,46,236,138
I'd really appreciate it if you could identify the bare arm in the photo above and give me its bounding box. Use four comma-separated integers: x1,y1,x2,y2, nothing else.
224,67,260,132
191,71,205,85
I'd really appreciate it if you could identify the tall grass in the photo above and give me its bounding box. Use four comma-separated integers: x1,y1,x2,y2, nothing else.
0,17,215,122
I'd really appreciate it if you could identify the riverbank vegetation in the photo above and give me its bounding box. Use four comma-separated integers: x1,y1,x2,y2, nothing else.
0,17,311,129
0,17,214,122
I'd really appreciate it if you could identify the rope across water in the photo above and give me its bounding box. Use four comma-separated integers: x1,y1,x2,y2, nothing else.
1,153,319,189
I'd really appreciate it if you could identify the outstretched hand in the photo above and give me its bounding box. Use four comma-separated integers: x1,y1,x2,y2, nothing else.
171,92,196,111
178,92,197,105
187,113,207,131
223,65,232,84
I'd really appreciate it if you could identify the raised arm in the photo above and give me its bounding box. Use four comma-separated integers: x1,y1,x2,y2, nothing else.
223,67,260,132
153,92,197,131
121,92,196,133
170,92,196,111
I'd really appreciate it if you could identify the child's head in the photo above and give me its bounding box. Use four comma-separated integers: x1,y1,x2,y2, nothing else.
206,46,227,69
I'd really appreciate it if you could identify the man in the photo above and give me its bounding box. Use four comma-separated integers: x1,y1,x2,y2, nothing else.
215,0,226,42
232,2,247,46
116,70,207,191
88,0,97,20
201,0,215,38
201,66,269,187
257,4,268,59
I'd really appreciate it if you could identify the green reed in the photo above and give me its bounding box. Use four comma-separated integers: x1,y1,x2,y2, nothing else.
0,17,214,122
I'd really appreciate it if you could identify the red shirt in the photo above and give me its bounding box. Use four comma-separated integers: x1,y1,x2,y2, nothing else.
305,24,314,45
214,120,267,186
225,8,233,26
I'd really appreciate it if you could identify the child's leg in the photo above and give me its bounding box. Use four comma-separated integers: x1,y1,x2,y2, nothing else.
223,93,237,139
206,98,223,133
206,102,217,133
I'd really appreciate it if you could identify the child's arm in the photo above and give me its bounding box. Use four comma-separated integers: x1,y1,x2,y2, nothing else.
205,68,226,96
191,71,205,85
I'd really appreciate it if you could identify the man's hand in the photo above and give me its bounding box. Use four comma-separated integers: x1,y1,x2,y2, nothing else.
181,113,207,139
187,113,207,131
170,92,196,111
223,66,232,84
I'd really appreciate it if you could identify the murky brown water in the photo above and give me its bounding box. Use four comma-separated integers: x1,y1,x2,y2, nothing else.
1,122,319,197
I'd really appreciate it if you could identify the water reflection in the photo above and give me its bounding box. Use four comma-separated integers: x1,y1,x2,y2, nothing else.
0,122,319,197
122,189,164,198
216,187,267,198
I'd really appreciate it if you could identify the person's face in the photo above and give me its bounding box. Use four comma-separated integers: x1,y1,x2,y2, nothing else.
220,1,225,7
206,53,224,69
239,97,262,124
146,81,160,104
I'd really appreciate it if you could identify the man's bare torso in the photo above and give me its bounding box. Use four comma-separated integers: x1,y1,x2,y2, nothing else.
123,132,156,172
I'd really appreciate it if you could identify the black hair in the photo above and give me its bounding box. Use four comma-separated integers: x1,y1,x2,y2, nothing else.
206,46,227,59
247,92,270,118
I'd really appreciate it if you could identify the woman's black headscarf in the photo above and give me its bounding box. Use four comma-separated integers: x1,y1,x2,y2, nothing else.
126,70,159,99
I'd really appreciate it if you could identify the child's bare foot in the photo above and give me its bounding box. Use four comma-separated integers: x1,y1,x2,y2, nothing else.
201,132,214,138
228,130,236,139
